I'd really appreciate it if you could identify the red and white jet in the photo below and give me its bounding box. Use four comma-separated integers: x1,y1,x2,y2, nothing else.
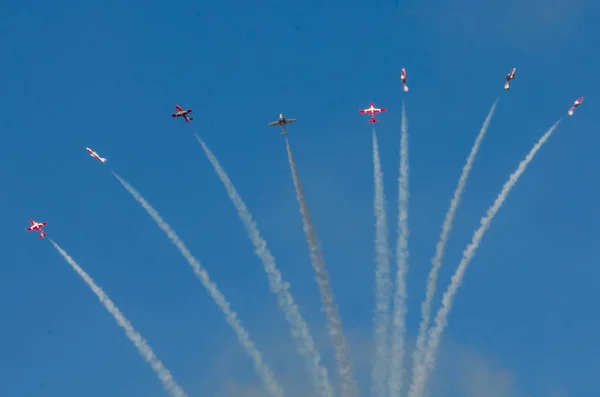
171,104,194,123
26,219,47,238
568,96,584,116
401,68,409,92
86,147,106,163
504,68,516,90
359,102,387,123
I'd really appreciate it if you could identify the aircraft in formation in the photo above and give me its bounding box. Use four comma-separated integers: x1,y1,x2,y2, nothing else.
504,68,516,90
568,96,584,116
26,68,586,239
171,104,194,123
359,102,387,123
401,68,409,92
269,113,297,135
86,147,107,163
26,219,47,238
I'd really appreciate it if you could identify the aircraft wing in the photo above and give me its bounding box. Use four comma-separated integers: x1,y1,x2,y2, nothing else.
175,104,183,111
284,119,297,124
269,121,280,126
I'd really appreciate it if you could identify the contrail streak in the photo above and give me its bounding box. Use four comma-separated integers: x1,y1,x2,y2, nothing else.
49,239,188,397
111,172,284,397
196,135,334,397
409,119,561,397
410,99,498,382
285,138,359,397
371,127,392,397
389,103,410,397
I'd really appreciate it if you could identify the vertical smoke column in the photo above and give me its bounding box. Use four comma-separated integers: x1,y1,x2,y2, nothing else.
285,138,359,397
197,136,334,397
371,127,392,397
389,103,410,397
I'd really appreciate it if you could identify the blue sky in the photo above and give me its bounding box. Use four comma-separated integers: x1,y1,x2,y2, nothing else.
1,0,600,396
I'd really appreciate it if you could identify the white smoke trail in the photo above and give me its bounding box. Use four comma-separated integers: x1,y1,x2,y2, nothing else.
49,239,188,397
371,127,392,397
409,119,561,397
389,103,410,397
285,138,359,397
410,99,498,382
111,172,284,397
196,136,334,397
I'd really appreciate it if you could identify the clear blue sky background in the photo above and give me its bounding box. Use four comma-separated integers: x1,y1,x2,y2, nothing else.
2,0,599,396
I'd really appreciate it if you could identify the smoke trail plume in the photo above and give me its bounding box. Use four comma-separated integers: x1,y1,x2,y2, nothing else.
49,239,188,397
285,138,359,397
371,127,392,397
411,99,498,380
409,119,561,397
389,103,410,397
196,135,334,397
111,172,284,397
